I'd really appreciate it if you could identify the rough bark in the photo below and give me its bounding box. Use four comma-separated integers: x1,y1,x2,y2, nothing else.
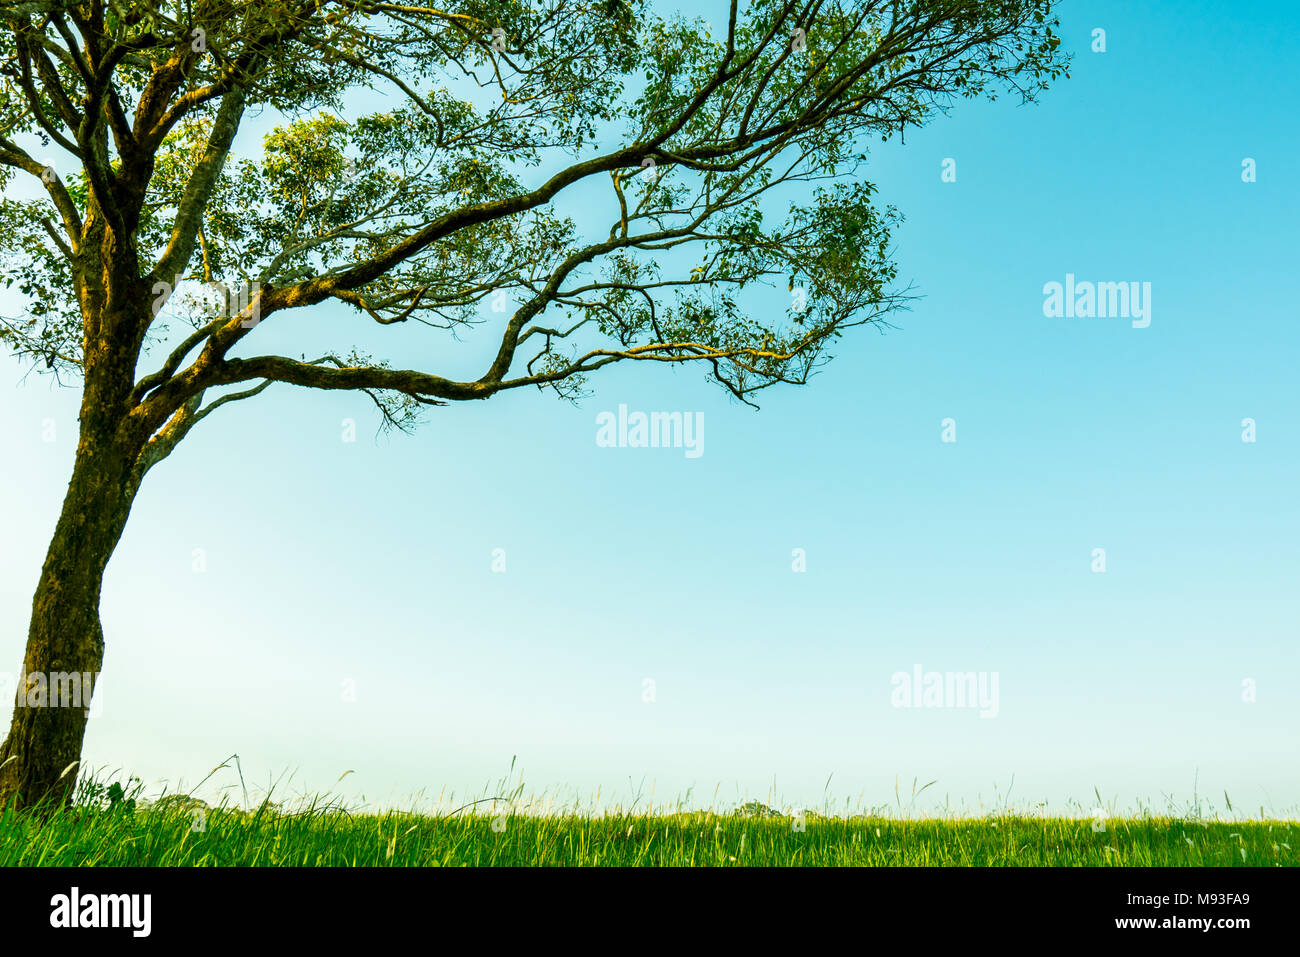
0,408,138,810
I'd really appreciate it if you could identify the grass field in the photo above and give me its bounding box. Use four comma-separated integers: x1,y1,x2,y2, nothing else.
2,799,1296,866
1,768,1293,866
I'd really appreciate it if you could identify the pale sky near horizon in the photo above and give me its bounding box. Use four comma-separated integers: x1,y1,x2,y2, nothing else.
1,0,1298,816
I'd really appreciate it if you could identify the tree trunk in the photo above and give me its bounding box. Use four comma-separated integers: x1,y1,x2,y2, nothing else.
0,430,137,810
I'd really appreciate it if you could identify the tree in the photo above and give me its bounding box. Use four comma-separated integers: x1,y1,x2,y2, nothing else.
0,0,1066,808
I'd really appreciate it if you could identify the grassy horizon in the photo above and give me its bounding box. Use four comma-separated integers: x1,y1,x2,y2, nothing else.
2,791,1296,867
2,766,1294,866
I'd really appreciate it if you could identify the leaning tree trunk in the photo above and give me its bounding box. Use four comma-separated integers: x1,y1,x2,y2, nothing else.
0,426,138,810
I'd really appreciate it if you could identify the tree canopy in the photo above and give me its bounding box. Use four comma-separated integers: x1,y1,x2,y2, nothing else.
0,0,1067,462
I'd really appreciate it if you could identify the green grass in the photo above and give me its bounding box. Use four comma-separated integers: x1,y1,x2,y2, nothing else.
2,802,1296,866
2,769,1293,866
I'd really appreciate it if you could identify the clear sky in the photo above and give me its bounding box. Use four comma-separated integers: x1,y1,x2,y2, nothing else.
1,0,1297,815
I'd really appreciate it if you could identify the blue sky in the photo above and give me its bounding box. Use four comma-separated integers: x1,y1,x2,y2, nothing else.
1,0,1297,815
